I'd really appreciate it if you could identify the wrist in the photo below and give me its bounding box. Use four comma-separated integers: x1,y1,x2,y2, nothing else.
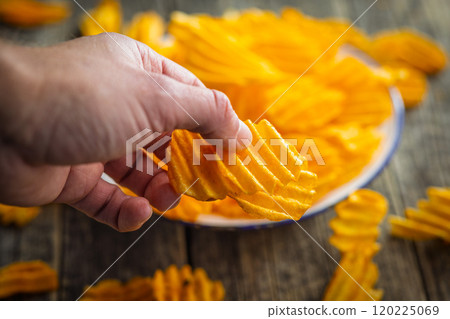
0,41,41,147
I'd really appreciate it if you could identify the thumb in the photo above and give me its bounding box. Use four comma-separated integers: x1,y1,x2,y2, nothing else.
144,73,252,148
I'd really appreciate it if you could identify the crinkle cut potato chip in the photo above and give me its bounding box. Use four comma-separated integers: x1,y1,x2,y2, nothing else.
323,253,383,301
329,189,388,254
0,261,58,299
369,29,447,75
389,187,450,242
0,204,41,227
323,190,386,301
167,119,317,221
81,264,225,301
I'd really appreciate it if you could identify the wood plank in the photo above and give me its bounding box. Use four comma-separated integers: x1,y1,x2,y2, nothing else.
0,204,62,301
59,205,188,300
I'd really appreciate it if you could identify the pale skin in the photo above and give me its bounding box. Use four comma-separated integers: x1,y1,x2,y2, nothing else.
0,33,252,232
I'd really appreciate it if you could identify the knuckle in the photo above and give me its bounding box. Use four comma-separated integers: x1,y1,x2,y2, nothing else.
211,90,232,117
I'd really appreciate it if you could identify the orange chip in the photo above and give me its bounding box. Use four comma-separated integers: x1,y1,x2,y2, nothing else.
370,29,447,74
389,186,450,242
328,189,388,254
0,261,58,299
167,119,317,220
383,65,427,108
323,253,383,301
0,204,41,227
79,0,121,36
81,264,224,301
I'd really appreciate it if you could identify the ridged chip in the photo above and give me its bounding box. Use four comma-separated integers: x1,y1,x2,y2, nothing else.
389,187,450,242
0,261,58,299
329,189,388,254
323,253,383,301
81,264,224,301
167,119,317,220
323,190,386,301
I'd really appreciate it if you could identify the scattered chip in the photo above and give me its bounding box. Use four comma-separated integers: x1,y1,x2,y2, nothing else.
389,187,450,242
0,204,41,227
152,265,224,301
329,189,388,254
81,264,225,301
370,29,447,74
0,261,58,299
323,190,387,301
323,252,383,301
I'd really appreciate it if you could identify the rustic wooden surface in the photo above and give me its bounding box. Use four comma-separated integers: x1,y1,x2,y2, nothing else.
0,0,449,301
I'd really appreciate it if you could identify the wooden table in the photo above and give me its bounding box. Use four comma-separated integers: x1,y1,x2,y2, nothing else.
0,0,449,301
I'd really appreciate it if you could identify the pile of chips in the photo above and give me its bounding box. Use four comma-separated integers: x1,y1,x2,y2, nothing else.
81,264,225,301
390,187,450,241
0,260,58,299
0,204,41,227
323,189,387,301
79,1,447,222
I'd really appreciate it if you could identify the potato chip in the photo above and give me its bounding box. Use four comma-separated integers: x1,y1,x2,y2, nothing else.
156,195,212,223
0,0,70,27
0,204,41,227
323,253,383,301
0,261,58,299
125,11,164,47
168,119,317,220
370,29,447,74
80,0,121,36
329,189,388,254
81,278,154,301
210,197,257,219
383,65,427,108
124,11,175,58
323,190,386,301
389,187,450,241
169,11,283,85
81,264,224,301
232,178,315,221
152,265,224,301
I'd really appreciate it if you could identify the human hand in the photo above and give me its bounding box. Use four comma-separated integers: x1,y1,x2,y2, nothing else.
0,33,251,231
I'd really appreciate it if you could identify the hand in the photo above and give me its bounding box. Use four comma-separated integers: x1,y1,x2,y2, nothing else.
0,33,251,231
